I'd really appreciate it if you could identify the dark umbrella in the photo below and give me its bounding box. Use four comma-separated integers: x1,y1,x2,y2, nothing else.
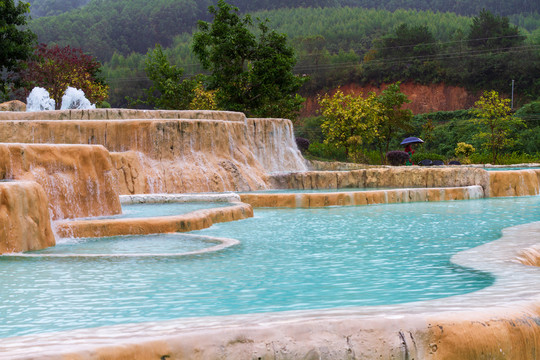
400,137,424,145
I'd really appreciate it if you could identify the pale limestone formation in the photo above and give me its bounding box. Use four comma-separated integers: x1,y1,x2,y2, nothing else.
55,202,253,238
489,169,540,197
0,108,247,121
0,110,308,194
515,244,540,266
0,181,55,254
0,143,121,220
308,159,371,171
269,167,491,195
0,100,26,112
120,193,241,204
240,186,484,208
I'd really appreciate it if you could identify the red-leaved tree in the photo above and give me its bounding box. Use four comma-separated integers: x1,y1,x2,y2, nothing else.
18,44,109,109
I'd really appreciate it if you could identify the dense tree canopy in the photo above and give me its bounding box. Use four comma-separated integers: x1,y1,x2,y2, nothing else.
133,44,214,110
18,44,108,108
27,0,539,64
192,0,305,118
0,0,36,99
90,5,540,107
468,9,525,50
26,0,90,18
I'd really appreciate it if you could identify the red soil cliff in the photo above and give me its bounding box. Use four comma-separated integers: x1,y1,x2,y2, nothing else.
301,82,480,116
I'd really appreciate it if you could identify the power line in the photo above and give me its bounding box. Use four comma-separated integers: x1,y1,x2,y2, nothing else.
103,34,540,82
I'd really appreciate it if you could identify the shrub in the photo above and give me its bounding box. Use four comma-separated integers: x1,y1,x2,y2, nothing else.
307,142,347,162
295,137,310,153
386,151,410,166
455,142,475,158
454,142,475,163
470,152,540,165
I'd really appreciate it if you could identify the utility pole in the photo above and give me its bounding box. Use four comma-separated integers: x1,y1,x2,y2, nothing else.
511,79,514,110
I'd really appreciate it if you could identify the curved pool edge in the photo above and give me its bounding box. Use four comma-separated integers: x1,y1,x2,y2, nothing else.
53,202,253,238
3,222,540,359
3,233,241,258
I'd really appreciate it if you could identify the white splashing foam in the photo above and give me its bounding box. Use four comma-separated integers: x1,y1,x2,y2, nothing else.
26,87,55,112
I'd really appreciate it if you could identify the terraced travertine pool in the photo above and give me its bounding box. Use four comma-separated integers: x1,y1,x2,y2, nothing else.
2,195,540,338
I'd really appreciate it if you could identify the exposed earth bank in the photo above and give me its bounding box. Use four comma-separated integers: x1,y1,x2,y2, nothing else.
300,82,480,116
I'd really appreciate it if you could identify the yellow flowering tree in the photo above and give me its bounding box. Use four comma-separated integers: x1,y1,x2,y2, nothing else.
472,90,523,164
319,82,412,164
319,89,380,161
188,82,218,110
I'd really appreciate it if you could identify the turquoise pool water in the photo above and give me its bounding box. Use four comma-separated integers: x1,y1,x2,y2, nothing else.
238,187,390,194
77,202,232,220
484,167,540,171
1,196,540,338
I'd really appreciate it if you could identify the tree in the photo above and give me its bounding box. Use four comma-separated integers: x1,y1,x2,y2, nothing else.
137,44,191,109
319,83,412,163
373,82,413,163
18,44,108,109
0,0,36,100
472,90,524,164
192,0,306,119
319,89,381,161
468,10,525,50
376,23,438,60
134,44,215,110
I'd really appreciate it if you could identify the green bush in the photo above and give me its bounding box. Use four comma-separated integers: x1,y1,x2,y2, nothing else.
470,152,540,165
454,142,475,163
307,142,348,162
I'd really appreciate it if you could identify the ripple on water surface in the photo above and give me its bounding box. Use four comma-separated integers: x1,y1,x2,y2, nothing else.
1,196,540,337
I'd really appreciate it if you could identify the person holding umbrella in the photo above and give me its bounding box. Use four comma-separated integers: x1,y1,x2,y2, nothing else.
401,137,424,165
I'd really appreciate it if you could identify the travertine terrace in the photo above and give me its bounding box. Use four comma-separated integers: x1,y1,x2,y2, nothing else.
1,108,540,359
0,180,55,253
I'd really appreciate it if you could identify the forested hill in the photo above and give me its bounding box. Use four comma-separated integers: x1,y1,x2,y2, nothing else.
28,0,539,62
25,0,90,18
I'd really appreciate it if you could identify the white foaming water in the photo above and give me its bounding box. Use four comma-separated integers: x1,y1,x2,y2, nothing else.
26,87,95,111
60,87,95,110
26,87,55,112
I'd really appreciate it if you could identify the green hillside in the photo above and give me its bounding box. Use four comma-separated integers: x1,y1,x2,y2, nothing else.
28,0,539,62
102,6,540,106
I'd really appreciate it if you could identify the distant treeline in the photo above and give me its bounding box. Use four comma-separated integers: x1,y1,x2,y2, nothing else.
25,0,90,18
28,0,539,62
102,7,540,107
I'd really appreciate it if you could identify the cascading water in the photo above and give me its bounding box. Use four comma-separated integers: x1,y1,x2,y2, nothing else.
26,87,55,112
26,86,95,112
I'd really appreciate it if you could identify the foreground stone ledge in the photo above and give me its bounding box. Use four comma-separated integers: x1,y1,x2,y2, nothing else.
0,181,55,254
54,202,253,238
240,185,484,208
